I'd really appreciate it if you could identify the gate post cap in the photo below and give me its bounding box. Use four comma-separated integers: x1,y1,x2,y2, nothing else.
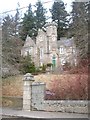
23,73,35,82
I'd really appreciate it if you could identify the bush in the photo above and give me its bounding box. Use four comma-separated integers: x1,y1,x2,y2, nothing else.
63,62,71,71
68,58,89,74
39,64,47,73
46,74,88,100
42,64,47,72
46,63,53,67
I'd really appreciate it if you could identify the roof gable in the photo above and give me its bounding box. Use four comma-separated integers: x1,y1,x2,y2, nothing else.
24,35,35,47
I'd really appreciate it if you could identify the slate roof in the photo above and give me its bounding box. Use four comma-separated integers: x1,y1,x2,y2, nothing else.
57,37,74,48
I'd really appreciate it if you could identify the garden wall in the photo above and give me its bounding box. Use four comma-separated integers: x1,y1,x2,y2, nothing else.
31,82,88,113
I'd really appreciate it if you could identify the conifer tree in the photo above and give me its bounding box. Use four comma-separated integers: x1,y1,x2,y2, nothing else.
50,0,69,40
14,8,21,37
35,0,47,31
70,2,89,59
2,14,23,67
2,15,14,40
20,4,36,40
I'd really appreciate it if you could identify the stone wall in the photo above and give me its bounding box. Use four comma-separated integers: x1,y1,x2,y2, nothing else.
31,82,88,113
31,82,45,110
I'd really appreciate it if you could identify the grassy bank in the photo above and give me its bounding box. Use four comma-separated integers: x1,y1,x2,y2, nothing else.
2,74,88,100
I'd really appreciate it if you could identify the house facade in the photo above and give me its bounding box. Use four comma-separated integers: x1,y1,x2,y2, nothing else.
21,22,77,69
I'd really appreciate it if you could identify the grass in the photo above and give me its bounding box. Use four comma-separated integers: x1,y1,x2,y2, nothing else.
2,73,88,100
2,75,23,108
2,96,23,109
2,75,23,96
2,74,54,96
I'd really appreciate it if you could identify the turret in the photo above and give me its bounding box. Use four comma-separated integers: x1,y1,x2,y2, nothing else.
45,22,57,38
44,22,58,52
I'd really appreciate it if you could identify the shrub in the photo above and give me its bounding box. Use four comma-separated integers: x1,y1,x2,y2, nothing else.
46,74,88,100
68,58,89,74
63,62,71,71
46,63,53,67
36,64,47,73
42,64,47,72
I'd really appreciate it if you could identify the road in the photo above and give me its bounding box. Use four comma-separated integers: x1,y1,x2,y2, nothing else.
2,117,89,120
0,107,88,119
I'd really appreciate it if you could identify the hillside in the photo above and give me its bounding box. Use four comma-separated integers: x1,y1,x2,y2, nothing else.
2,35,24,77
2,74,88,100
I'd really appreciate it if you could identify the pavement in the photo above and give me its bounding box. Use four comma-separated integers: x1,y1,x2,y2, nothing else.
1,117,89,120
0,107,88,119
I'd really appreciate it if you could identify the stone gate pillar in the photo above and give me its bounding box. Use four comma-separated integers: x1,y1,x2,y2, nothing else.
23,73,35,111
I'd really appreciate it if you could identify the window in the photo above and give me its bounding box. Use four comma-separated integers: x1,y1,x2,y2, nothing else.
52,27,56,35
24,51,27,56
52,36,55,41
59,47,64,54
61,59,66,65
72,48,76,53
74,59,77,66
40,48,43,59
70,47,73,52
49,45,51,51
35,48,37,54
40,62,43,66
53,27,55,31
29,49,31,54
29,47,33,54
25,50,29,56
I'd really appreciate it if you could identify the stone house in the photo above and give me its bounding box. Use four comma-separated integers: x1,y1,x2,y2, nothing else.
21,22,77,70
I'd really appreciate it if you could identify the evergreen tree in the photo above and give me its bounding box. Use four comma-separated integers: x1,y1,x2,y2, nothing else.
20,55,36,74
50,0,69,40
20,2,47,41
2,13,23,65
70,2,89,59
20,4,36,40
35,0,47,30
2,15,14,40
13,8,21,37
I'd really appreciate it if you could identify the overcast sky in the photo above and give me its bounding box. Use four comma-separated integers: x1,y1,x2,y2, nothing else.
0,0,74,21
